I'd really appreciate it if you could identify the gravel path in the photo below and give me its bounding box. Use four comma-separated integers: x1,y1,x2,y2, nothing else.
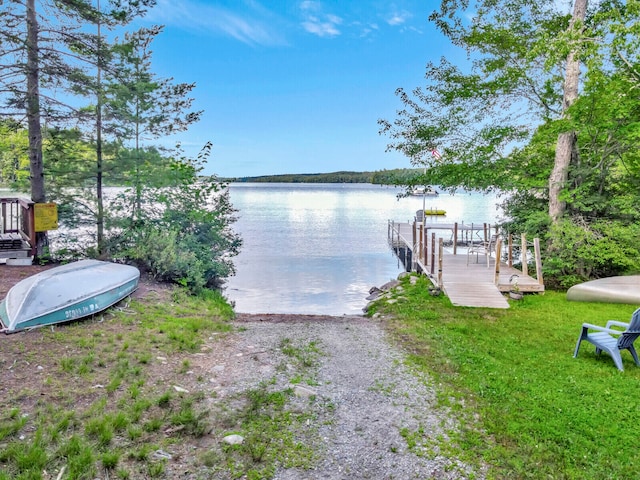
204,314,484,480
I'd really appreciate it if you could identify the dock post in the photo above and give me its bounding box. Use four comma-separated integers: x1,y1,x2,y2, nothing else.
412,221,417,271
534,237,544,286
453,222,458,255
507,233,513,267
438,238,443,288
430,232,436,275
494,237,502,285
418,223,424,265
390,221,394,248
423,227,428,266
521,233,528,277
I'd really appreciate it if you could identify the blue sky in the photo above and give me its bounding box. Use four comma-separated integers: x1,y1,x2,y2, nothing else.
139,1,457,178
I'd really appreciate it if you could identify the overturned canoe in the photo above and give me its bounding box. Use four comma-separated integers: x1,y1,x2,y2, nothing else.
567,275,640,304
0,260,140,334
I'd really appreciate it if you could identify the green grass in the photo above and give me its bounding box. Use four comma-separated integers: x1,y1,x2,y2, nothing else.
203,336,326,479
214,381,318,479
371,274,640,479
0,286,327,479
0,287,234,479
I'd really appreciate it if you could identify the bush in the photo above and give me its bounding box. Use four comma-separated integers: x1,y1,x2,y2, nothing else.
544,217,640,288
108,151,241,294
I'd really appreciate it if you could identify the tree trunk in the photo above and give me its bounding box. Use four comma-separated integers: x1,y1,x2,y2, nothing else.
26,0,48,258
96,4,105,256
548,0,588,223
26,0,44,203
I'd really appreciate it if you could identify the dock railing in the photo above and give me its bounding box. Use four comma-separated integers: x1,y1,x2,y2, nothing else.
501,233,544,291
389,219,545,293
0,197,36,257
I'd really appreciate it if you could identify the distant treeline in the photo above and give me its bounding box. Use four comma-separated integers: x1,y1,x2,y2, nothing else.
226,168,421,185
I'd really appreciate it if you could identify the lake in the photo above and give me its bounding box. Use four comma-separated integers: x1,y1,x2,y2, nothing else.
224,183,503,315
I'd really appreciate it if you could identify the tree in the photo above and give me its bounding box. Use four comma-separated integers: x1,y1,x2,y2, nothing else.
105,25,202,221
64,0,156,256
380,1,567,193
108,144,242,293
0,0,154,258
25,0,45,205
379,0,640,285
548,0,588,223
0,120,30,189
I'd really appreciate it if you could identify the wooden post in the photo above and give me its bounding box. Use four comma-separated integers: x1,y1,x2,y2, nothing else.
438,238,443,288
430,232,436,275
390,221,395,248
423,227,428,266
26,203,36,257
507,234,513,267
1,201,5,234
453,222,458,255
412,220,416,250
521,233,528,277
418,223,423,263
483,223,488,242
412,221,417,271
494,237,502,285
534,237,544,285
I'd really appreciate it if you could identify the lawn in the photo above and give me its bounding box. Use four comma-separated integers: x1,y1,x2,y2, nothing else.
0,287,322,480
0,288,235,480
372,275,640,479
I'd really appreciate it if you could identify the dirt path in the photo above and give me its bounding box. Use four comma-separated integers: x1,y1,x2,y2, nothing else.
197,313,483,479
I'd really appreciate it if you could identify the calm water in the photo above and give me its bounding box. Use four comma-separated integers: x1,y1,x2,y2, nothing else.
224,183,502,315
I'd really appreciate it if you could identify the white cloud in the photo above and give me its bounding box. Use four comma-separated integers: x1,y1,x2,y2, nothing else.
145,0,287,46
299,1,342,38
386,9,412,26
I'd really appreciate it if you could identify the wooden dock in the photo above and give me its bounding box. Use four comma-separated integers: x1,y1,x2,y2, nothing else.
389,221,545,309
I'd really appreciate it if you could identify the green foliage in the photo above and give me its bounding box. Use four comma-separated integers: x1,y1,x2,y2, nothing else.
374,274,640,479
230,168,421,185
0,120,30,190
545,218,640,288
108,144,241,293
217,381,316,478
381,1,640,285
101,450,120,470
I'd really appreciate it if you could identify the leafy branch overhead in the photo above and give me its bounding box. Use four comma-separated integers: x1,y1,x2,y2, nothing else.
380,0,640,286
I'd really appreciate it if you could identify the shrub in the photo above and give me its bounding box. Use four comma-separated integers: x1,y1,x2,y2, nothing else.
544,217,640,288
108,149,241,294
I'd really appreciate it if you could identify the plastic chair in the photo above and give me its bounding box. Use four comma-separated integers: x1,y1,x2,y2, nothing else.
573,308,640,371
467,234,499,267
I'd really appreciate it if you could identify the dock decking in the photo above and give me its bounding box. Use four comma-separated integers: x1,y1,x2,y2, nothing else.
389,221,545,309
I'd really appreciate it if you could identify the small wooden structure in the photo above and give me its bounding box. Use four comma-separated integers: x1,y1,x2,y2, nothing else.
0,197,36,260
388,219,545,309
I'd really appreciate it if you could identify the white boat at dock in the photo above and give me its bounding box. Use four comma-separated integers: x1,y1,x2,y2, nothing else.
411,186,439,197
0,259,140,334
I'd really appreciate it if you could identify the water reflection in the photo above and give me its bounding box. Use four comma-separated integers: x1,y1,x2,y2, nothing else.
225,183,502,315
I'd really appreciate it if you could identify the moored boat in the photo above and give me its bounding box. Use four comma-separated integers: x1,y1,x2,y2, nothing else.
424,208,446,216
0,259,140,334
411,186,439,197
